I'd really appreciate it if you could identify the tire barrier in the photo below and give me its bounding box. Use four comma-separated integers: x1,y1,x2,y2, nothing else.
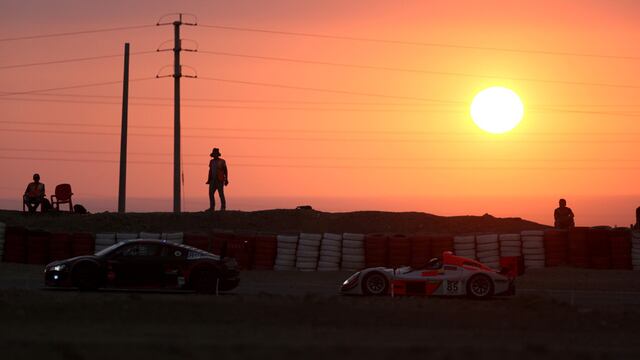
210,230,234,255
139,232,161,239
544,230,568,267
3,226,27,263
430,236,454,259
253,234,277,270
49,233,72,262
116,233,138,242
274,234,298,271
475,234,500,269
499,234,521,257
364,233,388,268
161,232,184,244
26,230,50,265
568,227,590,268
388,234,411,268
587,228,611,269
632,231,640,271
453,235,476,259
71,233,95,257
342,233,365,271
0,222,5,260
410,235,432,268
228,231,254,270
95,233,116,253
609,229,632,270
296,233,321,271
318,233,342,271
183,233,210,252
521,230,545,268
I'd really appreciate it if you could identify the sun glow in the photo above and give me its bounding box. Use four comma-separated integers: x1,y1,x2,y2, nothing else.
470,87,524,134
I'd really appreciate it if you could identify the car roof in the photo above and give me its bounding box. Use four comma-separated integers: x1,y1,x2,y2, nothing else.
119,239,218,257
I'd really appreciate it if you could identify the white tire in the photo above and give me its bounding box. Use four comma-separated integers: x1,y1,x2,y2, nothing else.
323,233,342,241
95,238,116,246
162,232,184,241
277,248,296,256
522,247,545,255
454,243,475,251
117,233,138,241
277,242,297,251
522,235,544,243
297,244,319,252
478,255,500,263
321,239,342,248
342,254,365,263
343,233,365,241
319,255,341,263
343,239,364,249
454,250,475,258
522,240,544,249
297,250,319,258
275,259,295,267
501,240,522,247
299,238,321,247
501,251,522,257
276,253,296,262
521,230,544,237
476,249,499,258
277,235,298,244
525,254,546,261
139,232,160,239
476,234,498,244
342,247,364,256
476,243,499,251
321,244,341,253
320,250,341,258
454,236,475,245
499,234,520,241
299,233,322,241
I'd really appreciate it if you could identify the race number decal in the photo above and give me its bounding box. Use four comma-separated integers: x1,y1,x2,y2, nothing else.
446,280,459,294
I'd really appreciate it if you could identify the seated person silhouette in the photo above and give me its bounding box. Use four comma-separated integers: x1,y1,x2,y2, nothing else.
23,173,45,213
554,198,575,229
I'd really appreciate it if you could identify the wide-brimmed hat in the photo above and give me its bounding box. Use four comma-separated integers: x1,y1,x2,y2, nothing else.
210,148,222,157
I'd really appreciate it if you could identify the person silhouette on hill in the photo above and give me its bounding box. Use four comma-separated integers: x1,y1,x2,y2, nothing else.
206,148,228,211
23,173,45,212
554,198,575,229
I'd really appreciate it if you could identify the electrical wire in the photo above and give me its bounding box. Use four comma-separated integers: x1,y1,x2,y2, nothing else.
0,24,155,42
199,50,640,90
0,77,157,97
0,51,157,70
198,24,640,61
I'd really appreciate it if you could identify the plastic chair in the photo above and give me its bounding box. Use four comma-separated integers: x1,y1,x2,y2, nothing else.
51,184,74,212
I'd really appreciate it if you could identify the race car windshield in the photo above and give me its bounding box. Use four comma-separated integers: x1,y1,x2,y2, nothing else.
95,242,127,257
422,257,442,270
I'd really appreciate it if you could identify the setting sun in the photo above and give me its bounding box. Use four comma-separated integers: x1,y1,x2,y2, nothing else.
470,86,524,134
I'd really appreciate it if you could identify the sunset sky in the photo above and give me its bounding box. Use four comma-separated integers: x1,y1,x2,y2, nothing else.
1,0,639,226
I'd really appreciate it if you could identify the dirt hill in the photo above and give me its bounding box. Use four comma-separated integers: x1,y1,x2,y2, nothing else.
0,209,547,235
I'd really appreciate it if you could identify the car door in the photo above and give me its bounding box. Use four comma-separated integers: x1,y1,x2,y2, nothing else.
107,243,164,288
160,244,187,289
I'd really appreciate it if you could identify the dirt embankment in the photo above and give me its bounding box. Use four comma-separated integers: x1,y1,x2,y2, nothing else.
0,209,547,235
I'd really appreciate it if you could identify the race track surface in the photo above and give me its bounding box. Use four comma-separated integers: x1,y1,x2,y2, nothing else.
1,264,640,359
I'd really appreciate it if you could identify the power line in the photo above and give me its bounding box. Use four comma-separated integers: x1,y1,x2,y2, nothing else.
3,127,640,144
0,51,157,70
0,24,155,42
199,24,640,61
1,147,639,163
0,155,638,171
199,50,640,90
0,77,156,97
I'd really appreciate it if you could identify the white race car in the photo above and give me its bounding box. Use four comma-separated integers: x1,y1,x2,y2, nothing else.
341,251,515,299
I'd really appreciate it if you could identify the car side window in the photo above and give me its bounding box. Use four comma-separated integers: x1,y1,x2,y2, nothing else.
119,244,161,258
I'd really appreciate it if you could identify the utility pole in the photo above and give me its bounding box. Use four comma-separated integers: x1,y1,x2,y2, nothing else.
157,13,197,213
118,42,130,213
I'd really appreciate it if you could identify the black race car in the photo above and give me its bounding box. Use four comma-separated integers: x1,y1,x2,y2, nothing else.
44,239,239,293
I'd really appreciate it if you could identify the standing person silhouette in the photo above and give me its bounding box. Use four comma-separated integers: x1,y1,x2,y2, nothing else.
23,173,45,212
206,148,228,211
554,198,575,229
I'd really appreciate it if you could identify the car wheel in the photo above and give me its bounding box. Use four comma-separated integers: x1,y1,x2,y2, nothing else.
190,268,219,294
466,274,494,299
71,261,100,291
362,272,389,296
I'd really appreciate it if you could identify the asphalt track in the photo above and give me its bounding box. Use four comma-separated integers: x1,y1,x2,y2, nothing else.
1,263,639,307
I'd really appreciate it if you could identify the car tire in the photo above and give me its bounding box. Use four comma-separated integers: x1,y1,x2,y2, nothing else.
71,261,100,291
190,268,219,294
362,272,389,296
466,274,494,299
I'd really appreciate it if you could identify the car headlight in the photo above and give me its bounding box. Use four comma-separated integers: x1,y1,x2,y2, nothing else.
343,272,360,286
51,264,66,272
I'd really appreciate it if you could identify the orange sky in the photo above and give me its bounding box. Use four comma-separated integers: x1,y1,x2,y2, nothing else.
1,0,639,226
